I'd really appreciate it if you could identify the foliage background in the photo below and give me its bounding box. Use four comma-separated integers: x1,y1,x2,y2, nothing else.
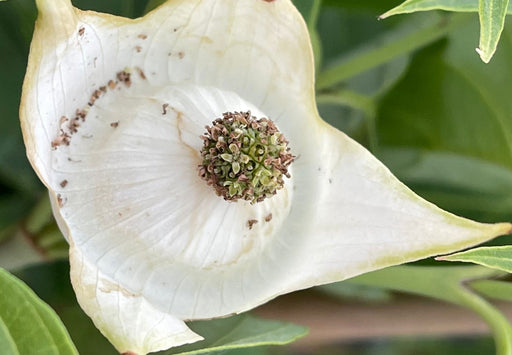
1,0,512,354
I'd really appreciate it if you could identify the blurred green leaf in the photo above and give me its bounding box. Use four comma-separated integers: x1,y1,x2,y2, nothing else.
349,266,512,354
144,0,166,14
471,279,512,301
381,0,512,18
0,268,78,355
478,0,510,62
379,148,512,222
440,246,512,272
163,315,307,355
377,19,512,222
323,0,400,13
316,13,467,90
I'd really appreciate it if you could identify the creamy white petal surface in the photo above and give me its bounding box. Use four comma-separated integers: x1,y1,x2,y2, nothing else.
20,0,511,354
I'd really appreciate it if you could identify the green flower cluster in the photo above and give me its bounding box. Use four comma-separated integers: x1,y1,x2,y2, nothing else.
198,111,294,203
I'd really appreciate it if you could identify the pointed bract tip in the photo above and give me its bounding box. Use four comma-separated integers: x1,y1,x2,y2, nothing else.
475,47,491,64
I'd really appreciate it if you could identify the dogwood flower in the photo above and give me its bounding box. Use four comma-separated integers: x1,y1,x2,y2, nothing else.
20,0,511,354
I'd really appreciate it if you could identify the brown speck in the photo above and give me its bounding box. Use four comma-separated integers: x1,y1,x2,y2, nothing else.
264,213,272,222
135,45,142,53
117,70,132,87
173,28,178,32
78,27,85,36
118,212,123,217
178,51,185,59
162,103,169,115
88,89,104,106
59,116,69,125
76,108,88,121
138,34,147,40
68,119,80,133
247,219,258,230
329,178,333,184
57,194,64,207
121,352,138,355
99,85,107,93
135,67,146,80
110,121,119,128
108,80,117,90
60,180,68,188
51,132,71,149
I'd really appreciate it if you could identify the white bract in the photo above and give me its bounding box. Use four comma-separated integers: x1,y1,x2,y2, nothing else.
20,0,511,354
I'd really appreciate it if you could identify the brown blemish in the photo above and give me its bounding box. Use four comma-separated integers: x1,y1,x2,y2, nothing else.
121,352,138,355
116,70,132,87
264,213,272,222
162,103,169,115
78,27,85,36
68,118,80,133
329,178,332,184
51,132,71,149
137,34,147,40
56,194,64,207
135,45,142,53
171,107,198,158
60,180,68,188
135,67,146,80
247,219,258,230
110,121,119,128
76,108,88,121
88,89,105,106
108,80,117,90
178,51,185,59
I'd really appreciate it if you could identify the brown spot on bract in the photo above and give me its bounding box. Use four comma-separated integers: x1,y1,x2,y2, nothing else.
178,51,185,59
57,194,64,207
117,70,132,87
247,219,258,230
265,213,272,222
78,27,85,36
108,80,117,90
135,45,142,53
110,121,119,128
135,67,146,80
60,180,68,188
162,103,169,115
138,34,147,39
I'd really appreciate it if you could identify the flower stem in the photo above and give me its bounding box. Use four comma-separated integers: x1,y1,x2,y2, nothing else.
456,286,512,355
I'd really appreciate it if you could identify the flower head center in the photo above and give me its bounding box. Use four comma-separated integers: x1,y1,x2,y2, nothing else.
198,111,294,203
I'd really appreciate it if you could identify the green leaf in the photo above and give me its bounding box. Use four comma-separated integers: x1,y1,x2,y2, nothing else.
348,266,512,355
380,0,512,18
163,315,308,355
439,246,512,272
380,0,510,62
0,268,78,355
478,0,510,62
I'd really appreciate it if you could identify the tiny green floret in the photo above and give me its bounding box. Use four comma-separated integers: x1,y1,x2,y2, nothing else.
198,111,294,203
